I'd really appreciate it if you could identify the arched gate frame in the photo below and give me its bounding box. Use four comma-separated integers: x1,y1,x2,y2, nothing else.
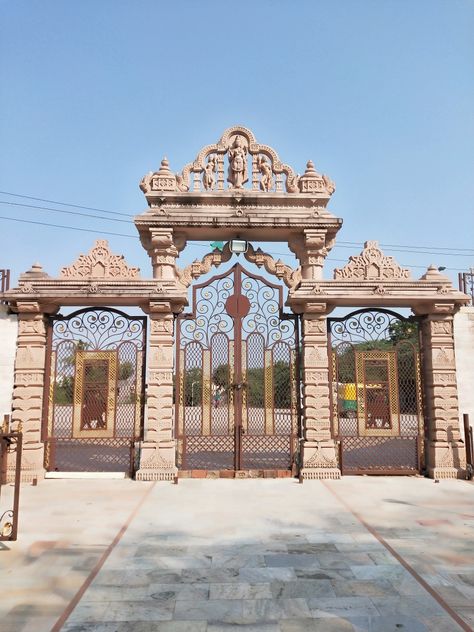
43,308,147,474
175,263,301,474
328,309,424,475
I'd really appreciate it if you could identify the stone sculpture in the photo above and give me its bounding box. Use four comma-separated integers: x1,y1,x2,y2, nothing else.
202,155,217,191
227,135,248,189
257,155,274,192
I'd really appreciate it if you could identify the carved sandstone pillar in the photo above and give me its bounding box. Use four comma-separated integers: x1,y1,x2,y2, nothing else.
10,302,56,482
289,229,337,281
421,312,466,479
136,302,177,481
300,308,340,479
142,228,186,281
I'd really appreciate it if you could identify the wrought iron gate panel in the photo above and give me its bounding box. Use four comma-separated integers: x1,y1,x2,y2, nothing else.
328,309,423,475
176,263,299,472
45,308,146,473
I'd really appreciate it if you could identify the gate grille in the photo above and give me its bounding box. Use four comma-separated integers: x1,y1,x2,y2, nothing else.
329,309,423,475
45,308,146,474
176,263,300,473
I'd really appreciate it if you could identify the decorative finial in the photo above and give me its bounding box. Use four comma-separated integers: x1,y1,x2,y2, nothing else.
305,160,317,174
158,157,172,174
420,264,450,282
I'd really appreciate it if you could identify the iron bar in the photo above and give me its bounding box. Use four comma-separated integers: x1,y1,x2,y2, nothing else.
459,271,474,305
0,431,22,541
463,414,473,480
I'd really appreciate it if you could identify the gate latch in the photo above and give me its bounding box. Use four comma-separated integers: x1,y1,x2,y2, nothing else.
232,382,246,390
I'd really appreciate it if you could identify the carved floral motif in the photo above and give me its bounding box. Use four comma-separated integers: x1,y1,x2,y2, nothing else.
61,240,140,279
304,319,326,335
432,321,453,335
334,241,412,281
150,319,173,334
304,445,338,469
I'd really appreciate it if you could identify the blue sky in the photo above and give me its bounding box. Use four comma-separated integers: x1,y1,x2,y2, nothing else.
1,0,473,287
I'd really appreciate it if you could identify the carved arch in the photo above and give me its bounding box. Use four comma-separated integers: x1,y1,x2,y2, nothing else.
177,242,301,290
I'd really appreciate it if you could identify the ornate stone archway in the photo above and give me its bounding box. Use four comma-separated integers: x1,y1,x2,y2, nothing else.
2,126,470,481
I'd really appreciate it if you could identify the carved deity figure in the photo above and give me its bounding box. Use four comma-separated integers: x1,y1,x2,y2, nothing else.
257,155,273,192
227,135,248,189
203,155,217,191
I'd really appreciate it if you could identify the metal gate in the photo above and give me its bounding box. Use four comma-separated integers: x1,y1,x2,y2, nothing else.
328,309,424,474
176,263,300,474
0,418,21,541
44,308,146,474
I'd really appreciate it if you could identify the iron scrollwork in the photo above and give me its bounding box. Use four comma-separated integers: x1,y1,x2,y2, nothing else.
53,308,145,351
180,274,235,348
240,271,294,347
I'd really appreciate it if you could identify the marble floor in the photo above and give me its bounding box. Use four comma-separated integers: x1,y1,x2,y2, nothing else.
1,476,473,631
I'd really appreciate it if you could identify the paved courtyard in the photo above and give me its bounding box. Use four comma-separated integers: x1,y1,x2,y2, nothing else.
1,476,474,631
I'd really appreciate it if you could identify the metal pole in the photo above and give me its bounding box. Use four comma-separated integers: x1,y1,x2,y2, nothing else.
464,414,472,464
11,432,22,540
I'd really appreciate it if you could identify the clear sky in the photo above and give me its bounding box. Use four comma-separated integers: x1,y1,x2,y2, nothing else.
1,0,473,288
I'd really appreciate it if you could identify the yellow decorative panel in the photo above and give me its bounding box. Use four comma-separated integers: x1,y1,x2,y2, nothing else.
241,341,248,432
202,349,211,435
290,349,298,435
264,349,274,435
178,349,185,437
134,353,143,437
355,350,399,437
73,350,117,439
229,341,235,431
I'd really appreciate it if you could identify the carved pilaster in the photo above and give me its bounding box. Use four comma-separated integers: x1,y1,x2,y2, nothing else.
300,311,340,479
289,229,337,281
141,228,186,281
421,313,466,479
11,302,56,482
136,302,177,481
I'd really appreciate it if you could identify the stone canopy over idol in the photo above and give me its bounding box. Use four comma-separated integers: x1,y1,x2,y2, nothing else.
0,125,472,483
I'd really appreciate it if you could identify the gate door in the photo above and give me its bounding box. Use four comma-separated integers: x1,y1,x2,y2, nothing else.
45,308,146,473
328,309,424,475
176,263,300,473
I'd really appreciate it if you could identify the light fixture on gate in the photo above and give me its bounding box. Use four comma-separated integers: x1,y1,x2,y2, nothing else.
229,239,248,256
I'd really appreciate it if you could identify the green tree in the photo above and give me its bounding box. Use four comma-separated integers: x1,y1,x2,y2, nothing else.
184,367,203,406
54,376,74,404
273,361,291,408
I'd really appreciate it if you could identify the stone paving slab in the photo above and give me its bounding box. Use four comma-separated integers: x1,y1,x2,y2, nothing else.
0,477,473,631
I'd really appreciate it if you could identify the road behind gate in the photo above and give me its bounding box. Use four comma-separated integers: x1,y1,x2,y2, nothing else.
1,476,474,632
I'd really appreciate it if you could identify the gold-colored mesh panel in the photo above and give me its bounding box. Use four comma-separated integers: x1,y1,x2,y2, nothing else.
264,349,274,435
355,350,399,437
202,349,211,435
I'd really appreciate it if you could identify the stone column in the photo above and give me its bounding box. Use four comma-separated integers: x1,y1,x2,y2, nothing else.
10,302,56,482
421,310,466,479
300,305,340,479
136,301,177,481
141,228,186,281
289,229,337,281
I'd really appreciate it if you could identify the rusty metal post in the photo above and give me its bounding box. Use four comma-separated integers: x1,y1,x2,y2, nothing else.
11,432,22,540
0,431,22,541
462,413,474,468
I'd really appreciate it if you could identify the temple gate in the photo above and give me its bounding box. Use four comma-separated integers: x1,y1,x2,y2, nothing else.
176,263,300,474
0,125,470,481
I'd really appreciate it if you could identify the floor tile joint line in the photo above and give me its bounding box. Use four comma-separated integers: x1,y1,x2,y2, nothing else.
322,480,473,632
50,480,157,632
